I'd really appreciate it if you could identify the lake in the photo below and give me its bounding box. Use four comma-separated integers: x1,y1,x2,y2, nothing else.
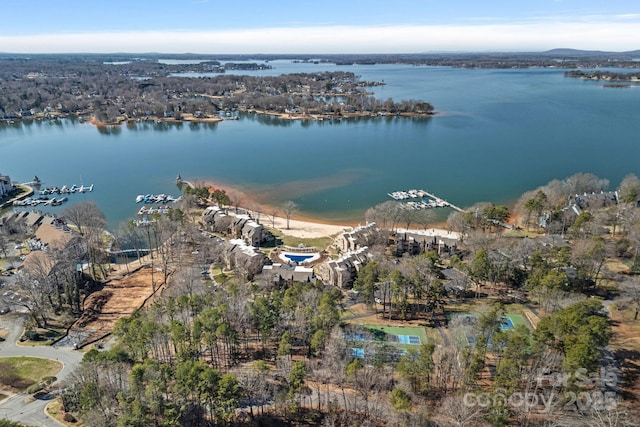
1,62,639,229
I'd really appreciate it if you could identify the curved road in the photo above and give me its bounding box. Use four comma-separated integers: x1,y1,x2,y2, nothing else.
0,313,83,426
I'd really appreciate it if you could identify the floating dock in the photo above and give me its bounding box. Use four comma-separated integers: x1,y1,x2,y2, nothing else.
135,194,181,204
388,189,465,212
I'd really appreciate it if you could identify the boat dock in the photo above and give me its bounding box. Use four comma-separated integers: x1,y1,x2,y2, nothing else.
13,183,94,207
137,206,171,216
388,189,465,212
135,194,181,204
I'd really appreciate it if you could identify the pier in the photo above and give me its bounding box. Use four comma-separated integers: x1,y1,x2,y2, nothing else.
13,183,94,207
388,189,465,212
135,194,180,204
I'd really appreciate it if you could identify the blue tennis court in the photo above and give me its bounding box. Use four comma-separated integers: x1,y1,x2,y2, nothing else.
500,317,514,330
396,335,421,345
344,332,366,341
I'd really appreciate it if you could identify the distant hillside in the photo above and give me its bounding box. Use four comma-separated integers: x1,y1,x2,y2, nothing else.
543,48,640,57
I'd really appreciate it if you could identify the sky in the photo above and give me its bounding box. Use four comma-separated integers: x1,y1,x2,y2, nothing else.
0,0,639,54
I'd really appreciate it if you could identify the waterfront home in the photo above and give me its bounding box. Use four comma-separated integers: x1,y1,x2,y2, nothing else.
570,190,619,209
202,206,274,247
0,174,13,197
333,222,380,253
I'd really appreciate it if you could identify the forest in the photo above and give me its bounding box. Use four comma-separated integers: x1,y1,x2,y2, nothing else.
2,171,640,426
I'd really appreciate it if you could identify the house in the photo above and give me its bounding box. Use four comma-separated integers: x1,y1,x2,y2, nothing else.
389,228,459,257
202,206,274,247
570,191,619,210
21,221,84,278
262,263,317,286
333,222,380,253
0,174,13,197
317,246,371,289
231,214,274,247
221,239,268,279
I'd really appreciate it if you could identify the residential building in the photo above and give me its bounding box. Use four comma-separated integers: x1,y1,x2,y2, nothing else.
317,246,371,289
0,174,13,197
262,263,316,286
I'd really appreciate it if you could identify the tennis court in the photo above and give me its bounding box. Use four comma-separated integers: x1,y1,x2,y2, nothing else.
392,335,421,345
364,325,428,347
344,332,367,341
500,316,514,330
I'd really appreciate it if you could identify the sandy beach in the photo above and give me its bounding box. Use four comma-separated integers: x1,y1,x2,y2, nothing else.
263,214,352,239
194,179,358,239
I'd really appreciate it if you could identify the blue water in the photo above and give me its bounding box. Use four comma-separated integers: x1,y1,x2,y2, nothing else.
284,254,314,263
2,62,639,229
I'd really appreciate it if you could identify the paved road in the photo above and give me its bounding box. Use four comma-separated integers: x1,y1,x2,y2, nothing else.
0,313,83,427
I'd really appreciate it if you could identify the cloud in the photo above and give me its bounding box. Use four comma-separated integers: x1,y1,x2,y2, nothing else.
1,20,639,53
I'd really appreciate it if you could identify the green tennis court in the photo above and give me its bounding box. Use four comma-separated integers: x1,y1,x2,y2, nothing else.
363,325,428,346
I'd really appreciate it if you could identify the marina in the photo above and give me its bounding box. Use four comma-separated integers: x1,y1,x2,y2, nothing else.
39,184,94,195
12,182,93,207
137,206,172,216
389,189,465,212
12,196,68,207
135,194,181,204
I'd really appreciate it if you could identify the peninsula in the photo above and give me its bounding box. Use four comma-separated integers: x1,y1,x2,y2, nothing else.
0,56,433,125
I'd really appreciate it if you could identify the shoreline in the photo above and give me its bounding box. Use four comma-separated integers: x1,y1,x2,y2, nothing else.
2,109,434,128
194,178,452,239
195,179,362,238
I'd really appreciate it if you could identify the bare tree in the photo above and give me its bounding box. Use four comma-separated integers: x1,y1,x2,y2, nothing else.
13,264,56,327
436,394,486,427
618,173,640,205
62,201,107,237
228,190,244,213
282,200,298,230
62,201,108,278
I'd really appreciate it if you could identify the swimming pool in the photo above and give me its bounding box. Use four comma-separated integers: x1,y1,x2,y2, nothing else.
284,254,314,263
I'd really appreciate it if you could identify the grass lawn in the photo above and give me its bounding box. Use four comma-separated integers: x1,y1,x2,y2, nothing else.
265,227,333,250
20,327,67,346
0,357,62,391
47,399,84,427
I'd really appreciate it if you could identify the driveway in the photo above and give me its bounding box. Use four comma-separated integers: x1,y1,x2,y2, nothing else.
0,313,84,426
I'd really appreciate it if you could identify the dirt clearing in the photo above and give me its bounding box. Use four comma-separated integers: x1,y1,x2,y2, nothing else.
73,265,161,346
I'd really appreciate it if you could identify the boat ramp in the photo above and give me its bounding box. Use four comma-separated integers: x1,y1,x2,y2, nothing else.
388,189,465,212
